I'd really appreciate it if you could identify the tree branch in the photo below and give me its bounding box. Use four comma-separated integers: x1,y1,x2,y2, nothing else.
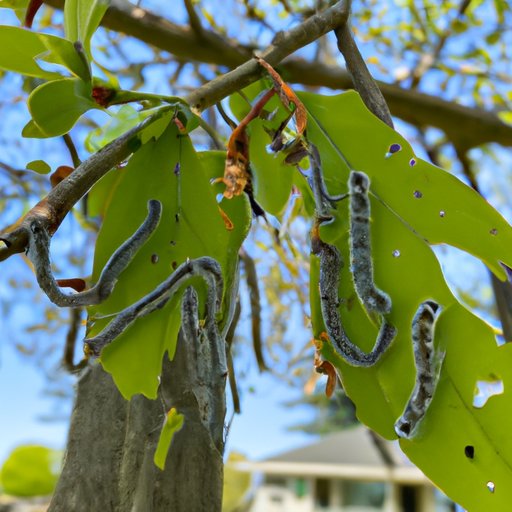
0,107,172,262
335,15,393,128
43,0,512,149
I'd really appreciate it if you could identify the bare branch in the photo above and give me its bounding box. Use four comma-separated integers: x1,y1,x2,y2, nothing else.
0,107,172,262
62,308,89,373
240,248,268,372
42,0,512,149
185,0,350,111
335,18,393,128
183,0,204,37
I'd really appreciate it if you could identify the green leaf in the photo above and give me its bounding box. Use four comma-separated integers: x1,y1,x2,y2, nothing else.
87,127,251,399
302,91,512,511
0,26,89,79
64,0,109,57
301,91,512,279
25,78,97,138
153,408,185,470
85,104,151,153
0,445,61,496
26,159,51,174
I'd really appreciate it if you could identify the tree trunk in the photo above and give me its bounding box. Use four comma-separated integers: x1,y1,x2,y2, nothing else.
48,329,226,512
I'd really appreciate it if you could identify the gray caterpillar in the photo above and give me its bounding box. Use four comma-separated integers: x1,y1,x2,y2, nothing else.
314,237,396,367
348,171,392,315
395,300,443,439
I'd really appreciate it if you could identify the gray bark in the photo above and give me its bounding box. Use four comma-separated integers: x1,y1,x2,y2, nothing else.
48,330,226,512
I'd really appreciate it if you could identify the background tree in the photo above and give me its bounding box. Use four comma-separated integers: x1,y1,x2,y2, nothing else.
0,1,511,511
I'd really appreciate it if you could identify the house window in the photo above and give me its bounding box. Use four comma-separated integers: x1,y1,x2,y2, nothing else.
315,478,331,508
265,476,287,487
341,481,385,508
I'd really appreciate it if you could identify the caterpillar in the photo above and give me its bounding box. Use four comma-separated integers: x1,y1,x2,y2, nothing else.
315,238,396,367
28,199,162,308
348,170,391,315
395,300,443,439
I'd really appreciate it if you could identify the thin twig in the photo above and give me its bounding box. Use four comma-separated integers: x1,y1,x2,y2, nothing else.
334,8,393,128
225,299,242,414
62,308,89,373
185,0,350,111
239,248,268,372
183,0,204,37
62,134,82,168
0,107,173,262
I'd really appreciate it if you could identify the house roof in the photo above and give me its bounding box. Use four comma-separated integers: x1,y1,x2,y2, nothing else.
265,426,406,467
238,426,430,484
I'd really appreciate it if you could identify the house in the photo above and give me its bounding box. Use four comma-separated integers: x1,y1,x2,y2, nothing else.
238,426,454,512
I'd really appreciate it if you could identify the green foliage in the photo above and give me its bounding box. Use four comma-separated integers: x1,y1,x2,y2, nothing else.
24,78,97,138
64,0,109,57
0,26,89,79
25,159,51,174
229,85,512,511
303,91,512,511
87,117,251,399
222,452,251,512
153,408,185,470
0,445,60,497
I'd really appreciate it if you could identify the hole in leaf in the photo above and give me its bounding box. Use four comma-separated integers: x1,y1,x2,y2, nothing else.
464,445,474,459
473,378,504,408
385,143,402,158
174,163,180,175
495,334,506,347
392,249,401,258
487,481,495,493
489,228,498,236
413,190,423,199
151,254,159,264
409,158,416,166
439,210,446,217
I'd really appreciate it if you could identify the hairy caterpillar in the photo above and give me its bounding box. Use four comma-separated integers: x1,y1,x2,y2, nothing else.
349,171,391,315
315,238,396,367
395,300,443,439
28,200,162,308
86,256,223,355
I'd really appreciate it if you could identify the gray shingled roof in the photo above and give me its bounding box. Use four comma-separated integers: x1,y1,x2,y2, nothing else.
264,426,410,467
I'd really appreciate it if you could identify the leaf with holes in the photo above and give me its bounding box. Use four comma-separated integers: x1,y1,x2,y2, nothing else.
300,91,512,511
87,125,251,399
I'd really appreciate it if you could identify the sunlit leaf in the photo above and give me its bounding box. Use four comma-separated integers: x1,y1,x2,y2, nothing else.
25,78,98,138
26,159,50,174
64,0,109,57
87,128,251,399
300,91,512,511
153,408,184,470
0,26,89,79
